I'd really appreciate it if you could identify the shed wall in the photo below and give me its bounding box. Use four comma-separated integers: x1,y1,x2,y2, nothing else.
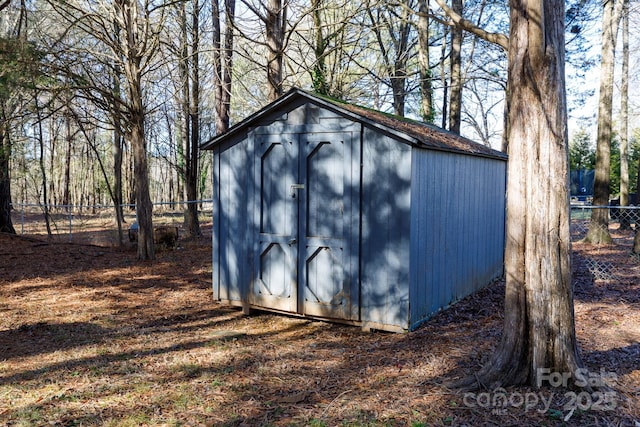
212,139,253,304
360,128,412,330
409,149,506,330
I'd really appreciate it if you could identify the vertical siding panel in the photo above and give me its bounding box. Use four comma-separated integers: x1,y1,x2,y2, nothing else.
410,149,428,325
217,149,230,301
212,150,221,300
212,143,249,301
360,128,411,329
409,150,506,331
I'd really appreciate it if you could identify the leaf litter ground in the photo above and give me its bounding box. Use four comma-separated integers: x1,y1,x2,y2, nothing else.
0,224,638,426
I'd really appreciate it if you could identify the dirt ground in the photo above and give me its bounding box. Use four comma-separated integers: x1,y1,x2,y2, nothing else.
0,224,639,426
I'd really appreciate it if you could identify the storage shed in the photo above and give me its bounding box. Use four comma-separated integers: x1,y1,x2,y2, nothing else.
201,88,507,332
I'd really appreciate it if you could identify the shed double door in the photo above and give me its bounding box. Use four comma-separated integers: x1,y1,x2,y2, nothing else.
252,130,357,320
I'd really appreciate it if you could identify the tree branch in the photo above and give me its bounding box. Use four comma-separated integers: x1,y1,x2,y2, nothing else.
432,0,509,51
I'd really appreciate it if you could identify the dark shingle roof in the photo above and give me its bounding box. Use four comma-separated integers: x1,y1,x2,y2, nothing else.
201,88,507,160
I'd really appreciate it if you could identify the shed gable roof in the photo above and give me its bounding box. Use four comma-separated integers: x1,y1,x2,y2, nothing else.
201,88,507,160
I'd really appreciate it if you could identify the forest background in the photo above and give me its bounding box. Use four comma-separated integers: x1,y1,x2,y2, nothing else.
1,0,639,255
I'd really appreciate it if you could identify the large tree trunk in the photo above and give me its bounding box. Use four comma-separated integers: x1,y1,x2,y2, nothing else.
469,0,583,388
112,22,126,245
584,0,623,244
212,0,235,134
0,118,16,234
184,0,202,238
120,0,155,260
619,0,629,230
131,110,154,260
266,0,285,101
417,0,434,124
448,0,462,133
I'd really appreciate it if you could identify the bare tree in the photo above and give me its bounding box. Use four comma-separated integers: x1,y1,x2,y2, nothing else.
176,0,202,238
448,0,462,133
618,0,630,230
416,0,434,123
212,0,235,134
584,0,624,244
366,0,414,116
46,0,168,259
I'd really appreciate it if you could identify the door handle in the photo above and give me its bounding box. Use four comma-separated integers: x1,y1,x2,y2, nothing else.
288,238,297,246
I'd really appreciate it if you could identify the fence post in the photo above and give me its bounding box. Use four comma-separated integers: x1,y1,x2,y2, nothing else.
68,205,73,242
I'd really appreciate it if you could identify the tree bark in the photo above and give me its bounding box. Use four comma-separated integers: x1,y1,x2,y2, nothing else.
266,0,285,101
448,0,462,134
417,0,434,124
465,0,583,388
0,117,16,234
618,0,629,230
584,0,624,244
112,21,126,245
213,0,235,134
184,0,202,238
119,0,155,260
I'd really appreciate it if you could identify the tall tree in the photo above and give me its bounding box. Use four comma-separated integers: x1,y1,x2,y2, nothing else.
584,0,624,244
416,0,435,123
448,0,462,133
113,0,158,259
0,0,36,234
266,0,286,100
177,0,202,238
569,127,595,171
438,0,583,387
0,105,15,233
618,0,629,230
46,0,167,259
212,0,235,134
366,0,414,117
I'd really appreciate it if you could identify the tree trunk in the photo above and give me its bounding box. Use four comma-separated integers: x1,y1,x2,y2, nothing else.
266,0,285,101
619,0,629,230
0,118,15,234
584,0,623,244
131,109,154,260
35,93,52,237
469,0,583,388
311,0,328,95
212,0,235,134
63,113,72,208
440,28,448,129
120,0,155,260
112,21,126,246
417,0,434,124
184,0,202,238
448,0,462,134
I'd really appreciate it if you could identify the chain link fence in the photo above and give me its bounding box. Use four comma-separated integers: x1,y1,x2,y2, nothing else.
571,205,640,282
10,201,213,246
9,202,640,282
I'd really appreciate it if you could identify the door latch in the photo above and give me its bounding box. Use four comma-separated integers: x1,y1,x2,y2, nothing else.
290,183,304,198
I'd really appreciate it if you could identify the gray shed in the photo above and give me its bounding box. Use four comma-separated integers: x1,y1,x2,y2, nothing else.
202,88,507,332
